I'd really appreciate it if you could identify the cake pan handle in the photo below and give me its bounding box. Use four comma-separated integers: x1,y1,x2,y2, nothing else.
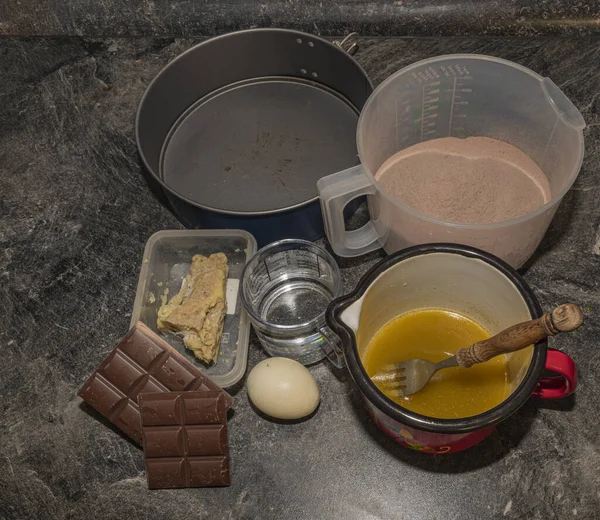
333,33,359,55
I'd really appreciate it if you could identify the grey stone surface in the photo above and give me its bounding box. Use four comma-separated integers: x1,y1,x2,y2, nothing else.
2,1,600,37
1,36,600,519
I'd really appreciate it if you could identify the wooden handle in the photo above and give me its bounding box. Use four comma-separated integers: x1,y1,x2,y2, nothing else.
455,304,584,368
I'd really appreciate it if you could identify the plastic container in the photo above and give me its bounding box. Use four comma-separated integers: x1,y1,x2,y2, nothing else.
326,244,578,453
130,229,257,388
318,54,585,268
240,239,341,365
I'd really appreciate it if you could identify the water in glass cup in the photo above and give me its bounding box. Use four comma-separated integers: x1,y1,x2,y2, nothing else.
241,239,341,365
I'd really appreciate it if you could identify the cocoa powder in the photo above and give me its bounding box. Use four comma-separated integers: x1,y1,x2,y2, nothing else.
374,137,551,224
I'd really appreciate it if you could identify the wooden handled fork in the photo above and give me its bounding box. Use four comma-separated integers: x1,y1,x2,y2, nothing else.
371,304,584,397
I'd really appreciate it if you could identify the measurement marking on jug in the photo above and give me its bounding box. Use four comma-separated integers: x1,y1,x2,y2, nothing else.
420,85,425,141
395,98,399,148
397,98,412,146
448,77,457,135
421,83,440,141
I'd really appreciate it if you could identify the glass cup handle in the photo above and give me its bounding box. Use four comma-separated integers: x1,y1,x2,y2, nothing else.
317,164,381,258
319,326,345,369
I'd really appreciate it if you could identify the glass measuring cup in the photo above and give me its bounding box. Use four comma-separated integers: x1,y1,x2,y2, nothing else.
318,54,585,268
240,239,342,365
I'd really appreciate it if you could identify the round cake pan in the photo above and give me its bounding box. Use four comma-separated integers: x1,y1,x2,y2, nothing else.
136,29,373,246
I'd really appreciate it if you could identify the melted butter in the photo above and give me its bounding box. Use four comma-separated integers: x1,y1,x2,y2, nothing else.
362,308,510,419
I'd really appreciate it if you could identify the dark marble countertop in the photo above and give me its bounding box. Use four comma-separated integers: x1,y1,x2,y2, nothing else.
3,0,600,37
1,36,600,520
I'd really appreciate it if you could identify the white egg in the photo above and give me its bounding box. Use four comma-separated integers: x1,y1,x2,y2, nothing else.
247,357,320,420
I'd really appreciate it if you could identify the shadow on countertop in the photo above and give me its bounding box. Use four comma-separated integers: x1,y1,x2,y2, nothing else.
79,397,239,443
519,188,579,274
78,401,142,450
346,385,543,473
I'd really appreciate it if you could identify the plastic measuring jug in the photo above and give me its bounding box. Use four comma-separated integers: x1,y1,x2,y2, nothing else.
317,54,585,268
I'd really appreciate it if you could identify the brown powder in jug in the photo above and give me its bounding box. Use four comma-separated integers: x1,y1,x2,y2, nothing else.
374,137,551,224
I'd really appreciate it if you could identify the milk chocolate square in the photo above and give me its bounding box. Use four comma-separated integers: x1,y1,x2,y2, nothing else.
139,391,231,489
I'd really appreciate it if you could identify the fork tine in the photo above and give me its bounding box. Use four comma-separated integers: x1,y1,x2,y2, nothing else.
376,379,407,390
371,357,437,398
386,381,408,393
371,362,410,388
382,378,407,389
382,364,405,372
372,375,407,385
385,374,407,381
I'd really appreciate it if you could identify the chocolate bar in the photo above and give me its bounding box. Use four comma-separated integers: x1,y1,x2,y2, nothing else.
139,391,231,488
78,322,232,445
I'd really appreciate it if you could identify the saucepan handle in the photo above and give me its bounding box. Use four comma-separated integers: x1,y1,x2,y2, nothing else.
532,349,578,399
317,165,381,257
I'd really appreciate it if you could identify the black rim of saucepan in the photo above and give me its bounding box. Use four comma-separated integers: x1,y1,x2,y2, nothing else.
134,28,373,217
325,243,547,434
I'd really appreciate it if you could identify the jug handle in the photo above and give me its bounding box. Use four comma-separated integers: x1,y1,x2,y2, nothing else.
532,349,578,399
317,165,381,257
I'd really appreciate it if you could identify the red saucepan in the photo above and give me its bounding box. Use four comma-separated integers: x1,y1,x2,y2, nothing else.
326,244,578,453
